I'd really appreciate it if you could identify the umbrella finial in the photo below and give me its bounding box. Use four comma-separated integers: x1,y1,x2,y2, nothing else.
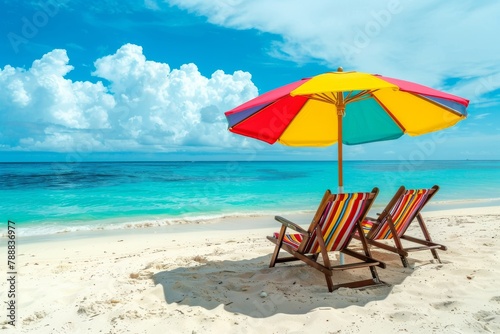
337,67,343,72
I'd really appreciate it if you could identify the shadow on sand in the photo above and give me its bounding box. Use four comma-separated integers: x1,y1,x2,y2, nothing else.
152,250,420,317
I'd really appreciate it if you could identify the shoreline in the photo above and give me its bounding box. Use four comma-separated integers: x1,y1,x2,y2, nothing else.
5,196,500,239
4,203,500,247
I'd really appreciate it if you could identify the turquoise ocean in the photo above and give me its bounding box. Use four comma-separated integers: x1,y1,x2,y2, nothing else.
1,160,499,237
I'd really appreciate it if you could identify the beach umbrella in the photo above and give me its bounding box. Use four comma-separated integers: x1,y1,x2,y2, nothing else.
224,67,469,192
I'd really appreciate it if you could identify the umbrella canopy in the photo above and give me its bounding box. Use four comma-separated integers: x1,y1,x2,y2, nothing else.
225,68,469,191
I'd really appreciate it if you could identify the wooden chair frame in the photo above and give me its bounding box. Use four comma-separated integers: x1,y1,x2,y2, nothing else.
267,188,386,292
361,185,447,267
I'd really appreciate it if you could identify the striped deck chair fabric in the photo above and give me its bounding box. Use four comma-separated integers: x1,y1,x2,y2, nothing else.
367,188,432,240
359,185,447,267
267,188,386,292
275,192,371,253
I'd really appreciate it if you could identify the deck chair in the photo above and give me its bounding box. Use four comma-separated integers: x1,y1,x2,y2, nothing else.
267,188,386,292
360,185,447,267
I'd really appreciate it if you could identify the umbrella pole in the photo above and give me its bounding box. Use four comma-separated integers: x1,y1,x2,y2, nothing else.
337,116,343,194
337,87,346,264
338,114,345,265
336,68,345,194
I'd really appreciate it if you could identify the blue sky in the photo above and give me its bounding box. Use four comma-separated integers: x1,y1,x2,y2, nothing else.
0,0,499,162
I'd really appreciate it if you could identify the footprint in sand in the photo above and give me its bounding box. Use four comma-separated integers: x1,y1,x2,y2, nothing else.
430,300,460,310
387,311,425,322
473,310,500,331
490,296,500,303
22,311,46,325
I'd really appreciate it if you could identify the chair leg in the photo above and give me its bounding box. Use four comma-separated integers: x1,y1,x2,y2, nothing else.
315,231,336,292
269,244,279,267
324,274,334,292
399,255,409,268
430,248,442,263
386,216,411,268
369,265,381,283
416,213,443,264
269,225,287,267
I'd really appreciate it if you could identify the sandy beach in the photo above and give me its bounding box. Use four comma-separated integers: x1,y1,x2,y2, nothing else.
2,205,500,333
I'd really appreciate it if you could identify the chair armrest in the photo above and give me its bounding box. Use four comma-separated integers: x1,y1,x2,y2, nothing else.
274,216,308,235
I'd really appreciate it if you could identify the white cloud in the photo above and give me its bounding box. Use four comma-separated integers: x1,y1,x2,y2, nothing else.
0,43,258,152
144,0,161,11
166,0,500,103
473,113,490,120
0,49,113,131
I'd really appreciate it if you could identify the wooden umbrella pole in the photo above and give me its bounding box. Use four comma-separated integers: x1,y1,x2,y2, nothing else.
336,67,346,265
337,113,343,193
336,67,345,194
337,108,345,265
336,90,345,194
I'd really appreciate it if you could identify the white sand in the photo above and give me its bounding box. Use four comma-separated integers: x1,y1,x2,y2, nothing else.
2,206,500,333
